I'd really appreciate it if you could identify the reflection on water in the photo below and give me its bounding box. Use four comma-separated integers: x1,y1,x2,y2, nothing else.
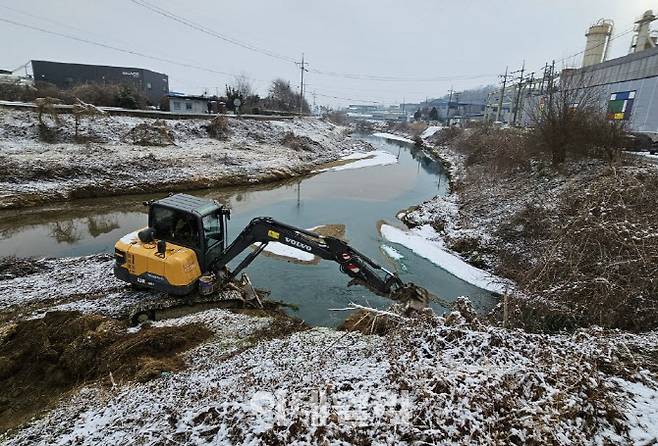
45,216,120,245
0,135,495,326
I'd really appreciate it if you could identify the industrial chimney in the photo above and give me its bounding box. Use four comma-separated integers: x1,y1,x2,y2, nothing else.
629,10,657,54
583,19,614,67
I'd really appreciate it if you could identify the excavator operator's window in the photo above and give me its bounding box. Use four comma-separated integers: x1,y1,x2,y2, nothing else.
203,213,222,244
152,207,200,249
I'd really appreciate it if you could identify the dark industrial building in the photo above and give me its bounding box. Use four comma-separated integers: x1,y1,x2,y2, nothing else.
31,60,169,105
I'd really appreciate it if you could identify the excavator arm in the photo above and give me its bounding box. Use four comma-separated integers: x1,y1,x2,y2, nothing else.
210,217,406,298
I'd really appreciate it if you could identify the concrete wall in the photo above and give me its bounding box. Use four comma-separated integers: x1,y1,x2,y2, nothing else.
551,47,658,132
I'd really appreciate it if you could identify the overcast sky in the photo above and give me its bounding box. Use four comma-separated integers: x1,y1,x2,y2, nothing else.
1,0,656,106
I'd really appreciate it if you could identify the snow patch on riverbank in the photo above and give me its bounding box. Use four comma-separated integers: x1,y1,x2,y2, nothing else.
333,150,398,171
254,241,316,262
420,126,442,139
380,224,510,294
372,132,415,144
315,150,398,172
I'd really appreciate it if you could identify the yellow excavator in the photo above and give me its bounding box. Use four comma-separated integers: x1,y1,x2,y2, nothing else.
114,193,427,317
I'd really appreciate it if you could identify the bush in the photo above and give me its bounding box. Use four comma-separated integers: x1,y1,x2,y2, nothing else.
206,115,230,140
431,126,463,145
0,81,149,108
507,169,658,331
529,75,627,166
124,120,175,146
453,124,533,173
325,110,347,126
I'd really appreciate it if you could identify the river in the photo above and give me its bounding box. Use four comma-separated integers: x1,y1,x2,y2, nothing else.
0,134,495,326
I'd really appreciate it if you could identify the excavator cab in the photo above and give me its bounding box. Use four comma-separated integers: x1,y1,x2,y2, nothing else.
114,194,230,295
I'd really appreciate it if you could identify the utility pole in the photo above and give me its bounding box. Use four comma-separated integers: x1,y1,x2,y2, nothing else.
512,61,525,126
446,86,454,123
496,66,508,123
548,61,555,93
296,53,309,115
539,63,548,95
518,72,534,126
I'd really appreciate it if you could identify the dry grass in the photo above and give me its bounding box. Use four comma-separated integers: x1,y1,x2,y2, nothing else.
206,115,230,140
453,124,536,173
124,120,175,146
503,168,658,331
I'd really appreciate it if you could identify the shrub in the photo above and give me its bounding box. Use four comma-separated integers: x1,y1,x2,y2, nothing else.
0,81,149,108
124,120,175,146
431,126,463,145
453,125,532,173
507,169,658,331
529,74,627,166
325,110,347,126
206,115,230,140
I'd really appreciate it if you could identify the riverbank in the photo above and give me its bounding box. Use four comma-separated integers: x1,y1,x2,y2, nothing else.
1,259,657,444
381,124,658,333
0,109,367,209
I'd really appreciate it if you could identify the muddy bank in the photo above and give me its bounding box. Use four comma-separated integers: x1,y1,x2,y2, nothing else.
2,298,657,445
0,311,212,433
0,110,368,209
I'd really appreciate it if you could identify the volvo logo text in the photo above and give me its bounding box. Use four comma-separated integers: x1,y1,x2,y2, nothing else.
284,237,312,252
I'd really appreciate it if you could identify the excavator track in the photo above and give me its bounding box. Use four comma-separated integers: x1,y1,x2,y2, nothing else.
127,275,267,325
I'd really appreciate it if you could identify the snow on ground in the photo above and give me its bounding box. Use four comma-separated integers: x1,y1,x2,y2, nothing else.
314,150,398,172
627,150,658,164
254,241,316,262
614,378,658,444
420,125,442,139
380,224,510,294
3,302,657,445
0,255,126,313
372,132,416,144
0,110,366,209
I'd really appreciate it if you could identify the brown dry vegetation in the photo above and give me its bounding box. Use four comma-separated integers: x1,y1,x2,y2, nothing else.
437,121,658,332
0,82,150,109
0,311,211,433
124,120,176,146
206,115,230,140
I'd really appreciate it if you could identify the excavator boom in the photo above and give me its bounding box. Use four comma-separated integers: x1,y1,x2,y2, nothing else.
213,217,404,298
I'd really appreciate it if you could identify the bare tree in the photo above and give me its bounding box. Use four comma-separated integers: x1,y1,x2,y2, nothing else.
265,78,309,114
529,72,609,165
232,74,254,98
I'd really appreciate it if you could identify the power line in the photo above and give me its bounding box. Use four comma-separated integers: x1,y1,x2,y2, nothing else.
0,17,253,81
531,25,635,75
128,0,498,84
309,69,498,83
314,92,381,104
128,0,298,64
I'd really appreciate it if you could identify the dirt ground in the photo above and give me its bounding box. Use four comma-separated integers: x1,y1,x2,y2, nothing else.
0,311,212,434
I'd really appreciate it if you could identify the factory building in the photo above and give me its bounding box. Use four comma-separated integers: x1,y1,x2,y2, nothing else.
30,60,169,105
561,10,658,133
